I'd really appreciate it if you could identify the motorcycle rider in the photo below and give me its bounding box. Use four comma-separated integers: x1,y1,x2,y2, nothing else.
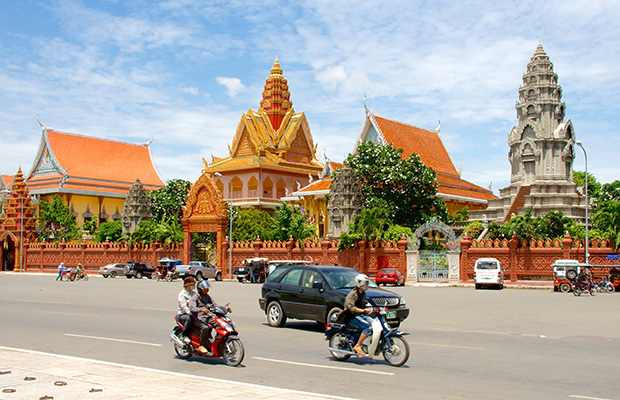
341,273,373,356
189,280,231,354
177,277,197,343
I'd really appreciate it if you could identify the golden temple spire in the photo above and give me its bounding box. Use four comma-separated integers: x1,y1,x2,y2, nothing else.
260,57,292,131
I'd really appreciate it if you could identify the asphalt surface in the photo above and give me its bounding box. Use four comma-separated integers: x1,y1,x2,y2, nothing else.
1,273,620,400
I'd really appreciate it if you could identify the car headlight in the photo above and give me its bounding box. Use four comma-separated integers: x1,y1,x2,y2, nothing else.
399,297,406,306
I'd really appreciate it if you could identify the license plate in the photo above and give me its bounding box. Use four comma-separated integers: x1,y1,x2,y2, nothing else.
386,311,396,319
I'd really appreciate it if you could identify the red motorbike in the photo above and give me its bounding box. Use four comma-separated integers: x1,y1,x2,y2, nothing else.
170,304,245,366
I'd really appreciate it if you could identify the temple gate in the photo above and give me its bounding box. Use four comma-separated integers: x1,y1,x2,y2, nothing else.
181,173,228,273
406,217,460,283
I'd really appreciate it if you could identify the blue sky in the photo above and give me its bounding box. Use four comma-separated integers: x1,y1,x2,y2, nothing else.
1,0,619,194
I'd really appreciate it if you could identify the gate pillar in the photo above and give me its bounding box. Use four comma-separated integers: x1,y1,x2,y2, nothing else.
406,249,420,282
447,250,460,283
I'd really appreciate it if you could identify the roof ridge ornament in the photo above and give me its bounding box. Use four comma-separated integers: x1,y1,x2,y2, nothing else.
432,119,441,133
37,115,49,130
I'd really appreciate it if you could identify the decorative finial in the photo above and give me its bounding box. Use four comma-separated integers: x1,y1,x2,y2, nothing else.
432,119,441,133
37,116,48,130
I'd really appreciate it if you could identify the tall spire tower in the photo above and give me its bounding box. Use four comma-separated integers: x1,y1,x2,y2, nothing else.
470,42,587,225
259,57,292,131
508,41,574,185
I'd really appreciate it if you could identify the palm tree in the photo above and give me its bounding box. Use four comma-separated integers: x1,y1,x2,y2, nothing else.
593,200,620,249
354,208,391,242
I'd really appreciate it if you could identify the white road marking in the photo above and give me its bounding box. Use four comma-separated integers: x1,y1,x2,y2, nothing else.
429,327,546,338
253,356,395,376
570,396,613,400
0,346,360,400
63,333,162,347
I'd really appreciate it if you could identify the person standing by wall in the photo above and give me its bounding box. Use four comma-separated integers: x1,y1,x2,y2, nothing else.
56,262,65,281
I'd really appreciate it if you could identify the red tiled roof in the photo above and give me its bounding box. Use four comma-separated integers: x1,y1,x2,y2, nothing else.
27,129,164,194
373,116,459,176
368,115,496,202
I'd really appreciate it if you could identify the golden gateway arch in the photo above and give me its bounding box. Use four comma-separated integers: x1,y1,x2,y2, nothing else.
181,172,228,271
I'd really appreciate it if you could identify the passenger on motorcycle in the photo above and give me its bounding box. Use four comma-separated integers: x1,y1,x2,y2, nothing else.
340,273,373,356
189,280,231,354
577,268,592,290
177,277,197,343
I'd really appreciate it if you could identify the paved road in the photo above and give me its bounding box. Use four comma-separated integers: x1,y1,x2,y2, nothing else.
1,274,619,400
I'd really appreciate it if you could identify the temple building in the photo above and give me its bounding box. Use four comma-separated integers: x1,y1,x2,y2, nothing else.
282,157,342,237
25,124,165,225
354,104,497,216
469,43,587,224
204,58,323,209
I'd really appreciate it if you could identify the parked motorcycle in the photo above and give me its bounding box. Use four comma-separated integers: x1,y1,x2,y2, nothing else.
170,304,245,366
325,306,410,367
594,277,615,294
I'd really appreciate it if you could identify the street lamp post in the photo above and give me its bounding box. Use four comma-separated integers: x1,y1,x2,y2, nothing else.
576,140,589,264
214,172,233,279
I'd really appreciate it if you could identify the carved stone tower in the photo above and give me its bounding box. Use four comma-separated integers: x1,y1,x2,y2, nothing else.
122,179,152,234
470,43,587,224
327,163,363,238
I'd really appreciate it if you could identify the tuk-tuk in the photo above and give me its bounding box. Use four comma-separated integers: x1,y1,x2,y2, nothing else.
234,257,268,283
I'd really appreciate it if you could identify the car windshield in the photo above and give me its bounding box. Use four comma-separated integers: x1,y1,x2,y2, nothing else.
322,268,379,289
477,261,498,270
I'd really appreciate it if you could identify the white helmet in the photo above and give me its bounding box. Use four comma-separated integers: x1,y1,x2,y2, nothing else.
354,274,370,291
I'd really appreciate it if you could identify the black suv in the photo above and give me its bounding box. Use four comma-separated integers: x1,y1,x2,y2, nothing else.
259,264,409,328
124,262,155,279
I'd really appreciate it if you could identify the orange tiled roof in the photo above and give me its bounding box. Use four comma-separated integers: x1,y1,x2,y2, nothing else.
297,178,332,193
373,116,459,176
26,129,164,195
1,175,14,190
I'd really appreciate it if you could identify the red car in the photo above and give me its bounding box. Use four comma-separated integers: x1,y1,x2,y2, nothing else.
375,268,405,286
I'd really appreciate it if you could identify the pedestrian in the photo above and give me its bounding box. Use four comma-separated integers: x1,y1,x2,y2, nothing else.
56,262,65,281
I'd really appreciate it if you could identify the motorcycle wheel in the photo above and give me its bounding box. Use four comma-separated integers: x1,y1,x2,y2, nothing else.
573,287,581,296
83,274,89,281
383,336,410,367
173,328,192,359
328,332,351,361
608,285,615,293
222,337,245,367
590,287,598,296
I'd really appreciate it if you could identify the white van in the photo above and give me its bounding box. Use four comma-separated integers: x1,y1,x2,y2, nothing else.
474,258,504,289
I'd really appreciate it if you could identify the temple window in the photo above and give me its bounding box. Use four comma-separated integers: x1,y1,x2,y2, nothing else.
248,177,258,198
276,179,286,199
215,180,225,198
232,177,243,199
527,105,536,115
527,89,536,100
263,177,273,198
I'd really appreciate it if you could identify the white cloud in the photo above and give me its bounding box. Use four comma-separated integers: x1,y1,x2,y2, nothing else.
181,87,199,95
216,77,246,98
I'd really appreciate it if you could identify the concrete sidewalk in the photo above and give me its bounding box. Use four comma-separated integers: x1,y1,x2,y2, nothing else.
0,347,357,400
408,280,554,290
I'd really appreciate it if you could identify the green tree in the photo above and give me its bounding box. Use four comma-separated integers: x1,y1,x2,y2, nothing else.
573,171,601,199
95,220,123,242
464,220,484,239
232,208,277,241
346,141,447,228
338,207,413,249
149,179,191,222
597,180,620,206
272,201,316,242
37,194,80,242
130,218,183,244
82,217,98,236
454,207,469,222
533,210,571,239
593,199,620,249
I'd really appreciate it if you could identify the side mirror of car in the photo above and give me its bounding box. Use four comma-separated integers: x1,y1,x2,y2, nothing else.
312,281,324,290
